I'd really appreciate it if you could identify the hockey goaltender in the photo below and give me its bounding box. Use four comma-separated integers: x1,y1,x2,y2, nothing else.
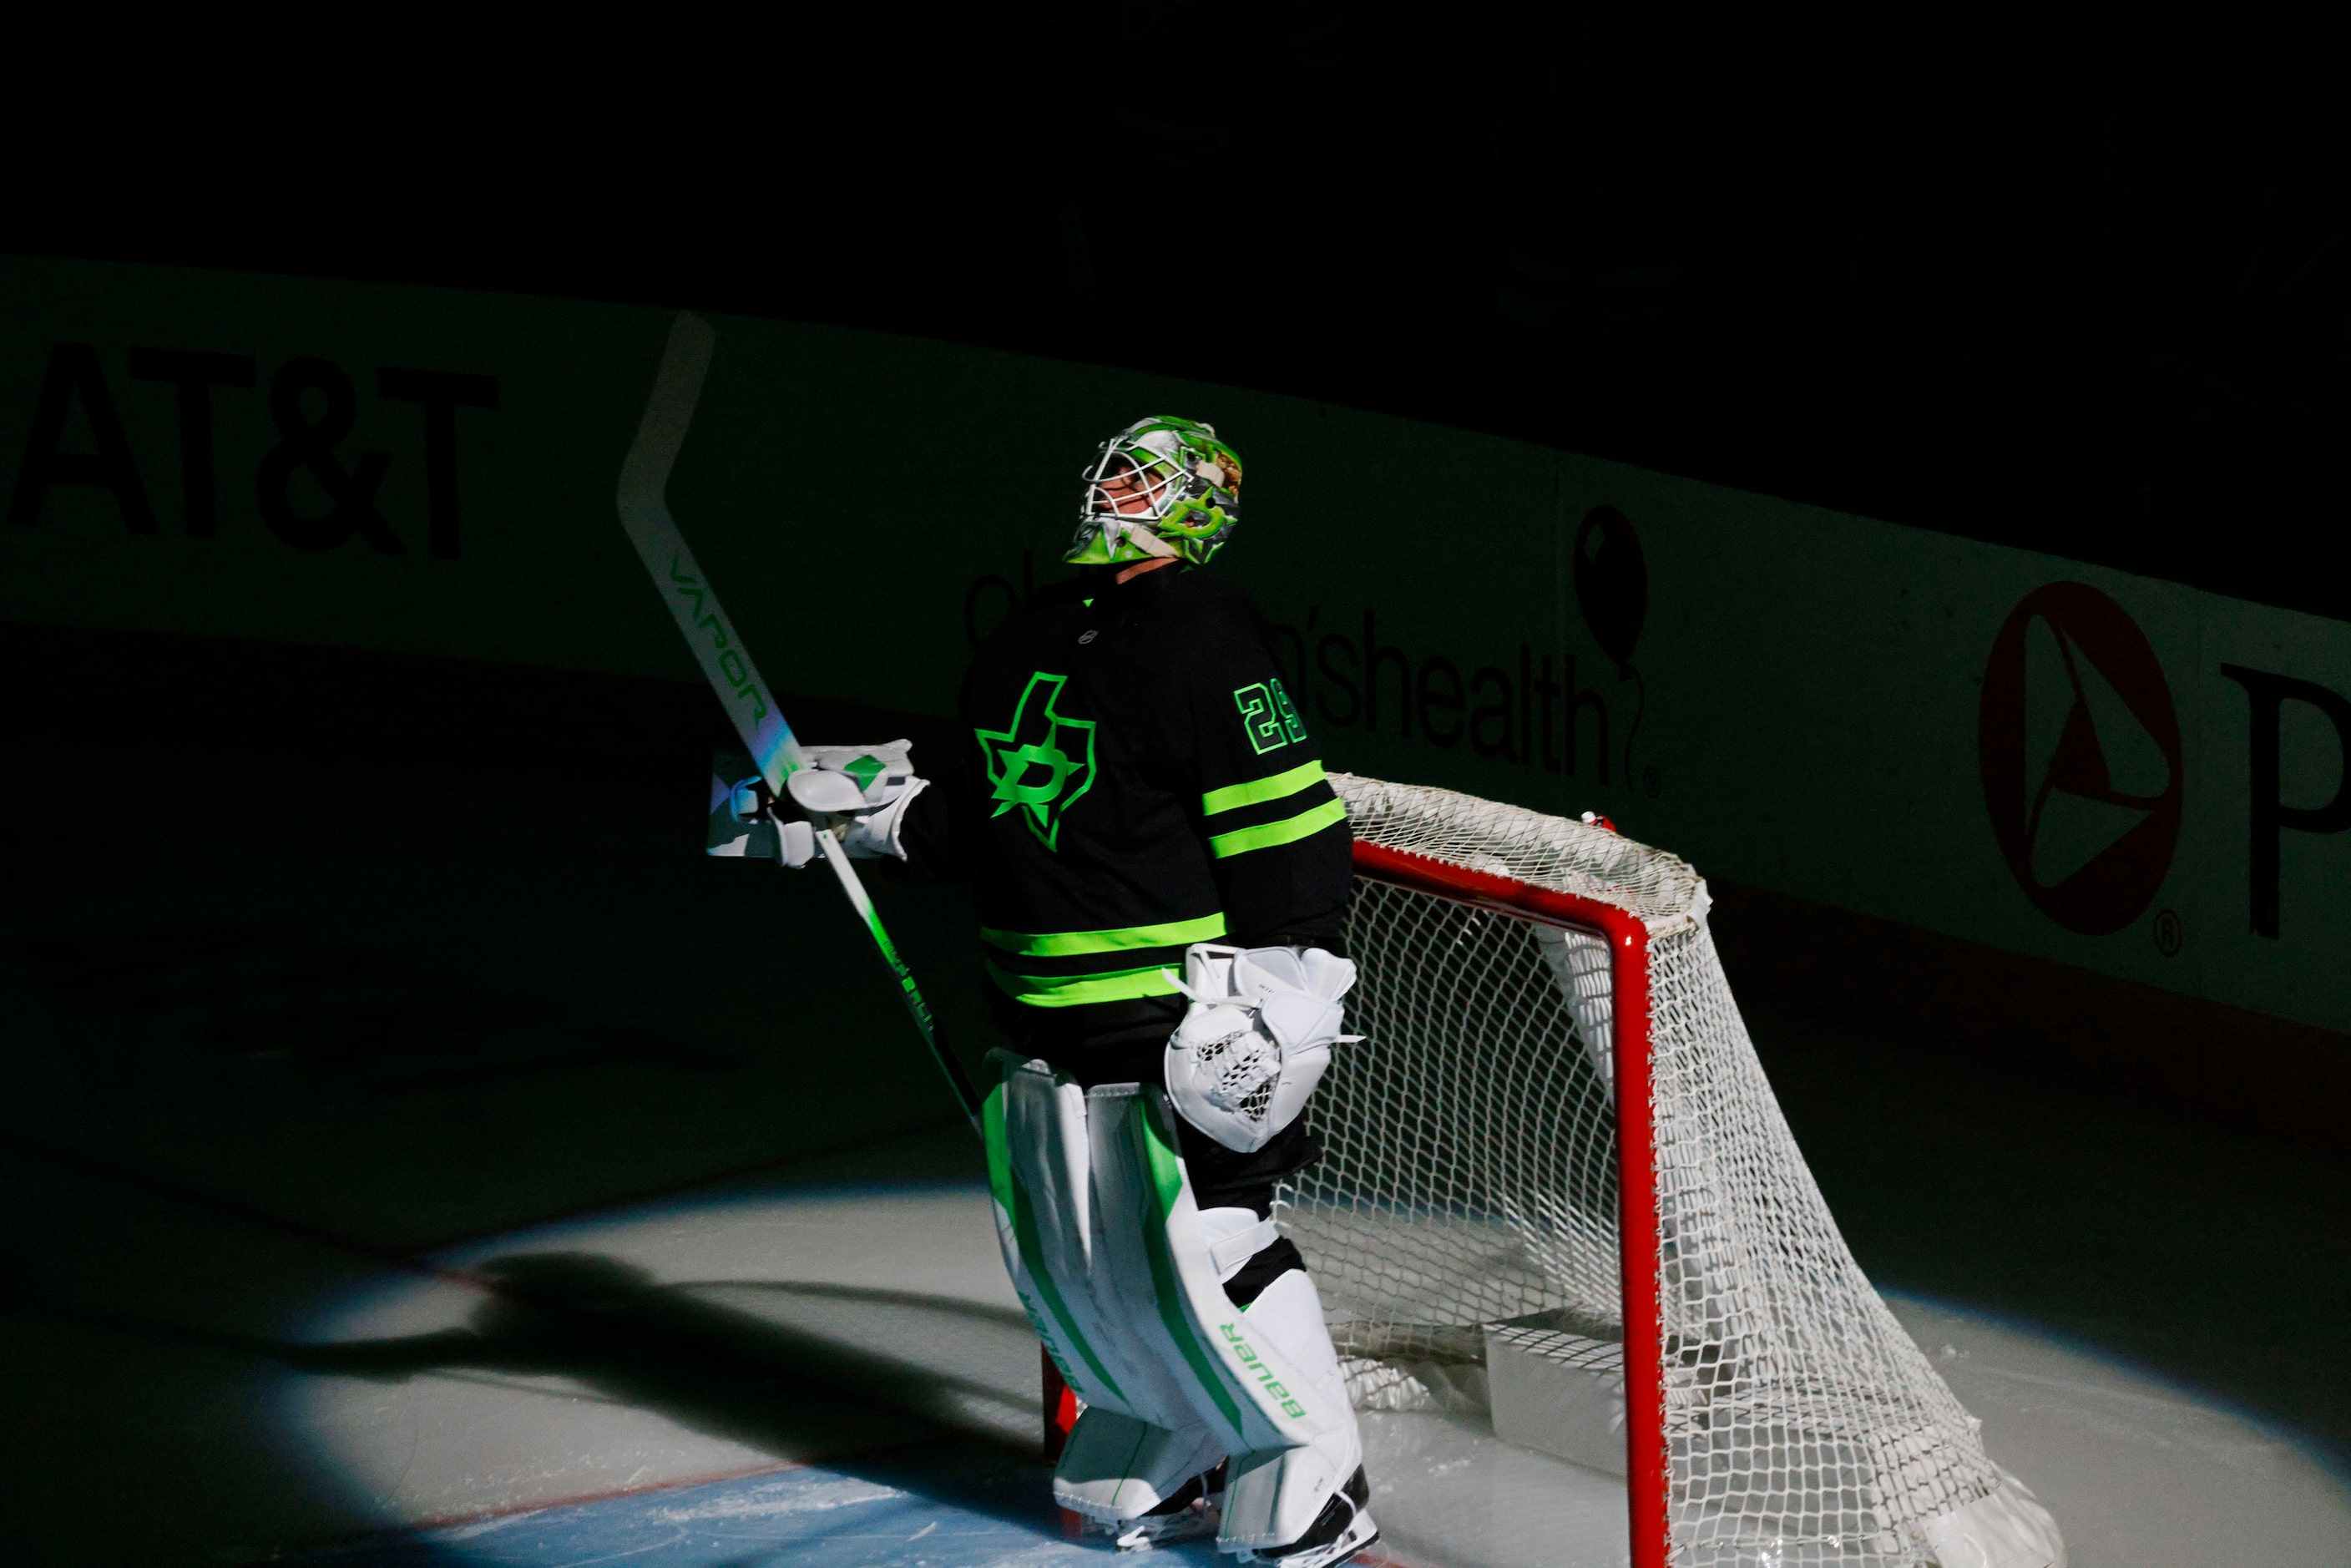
741,417,1378,1566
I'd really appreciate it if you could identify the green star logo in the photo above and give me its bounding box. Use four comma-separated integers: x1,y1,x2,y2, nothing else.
975,672,1097,850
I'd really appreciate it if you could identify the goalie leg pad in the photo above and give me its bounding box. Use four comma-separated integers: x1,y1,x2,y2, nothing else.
1084,1085,1368,1555
1216,1270,1375,1560
1054,1406,1226,1528
982,1058,1224,1520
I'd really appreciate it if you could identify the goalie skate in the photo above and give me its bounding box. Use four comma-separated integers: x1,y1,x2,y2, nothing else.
1096,1463,1226,1551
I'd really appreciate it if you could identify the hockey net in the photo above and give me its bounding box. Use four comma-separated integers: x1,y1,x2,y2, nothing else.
1277,773,2010,1568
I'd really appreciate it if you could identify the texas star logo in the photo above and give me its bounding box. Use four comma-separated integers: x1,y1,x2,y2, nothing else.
976,672,1098,851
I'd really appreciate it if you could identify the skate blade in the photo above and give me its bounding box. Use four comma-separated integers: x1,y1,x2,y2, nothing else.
1230,1514,1380,1568
1110,1500,1221,1551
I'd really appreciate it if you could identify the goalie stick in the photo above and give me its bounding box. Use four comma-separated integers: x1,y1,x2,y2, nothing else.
615,311,981,1131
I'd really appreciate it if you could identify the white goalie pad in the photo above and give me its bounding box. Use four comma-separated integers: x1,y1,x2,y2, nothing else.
1088,1085,1368,1556
981,1058,1221,1520
1055,1407,1224,1533
1165,944,1360,1153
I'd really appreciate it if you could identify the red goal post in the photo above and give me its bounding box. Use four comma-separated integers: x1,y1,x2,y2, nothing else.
1037,772,2051,1567
1291,771,2039,1568
1347,834,1670,1565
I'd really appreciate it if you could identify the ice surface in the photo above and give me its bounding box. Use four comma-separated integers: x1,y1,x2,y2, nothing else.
1883,1294,2351,1568
13,1146,2343,1567
287,1180,1043,1526
1359,1409,1630,1568
268,1180,2349,1566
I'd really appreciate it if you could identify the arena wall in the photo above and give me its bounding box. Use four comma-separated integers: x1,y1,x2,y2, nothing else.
5,254,2345,1137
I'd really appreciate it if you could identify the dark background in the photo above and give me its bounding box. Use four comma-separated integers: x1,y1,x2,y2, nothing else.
7,4,2346,618
5,16,2350,1555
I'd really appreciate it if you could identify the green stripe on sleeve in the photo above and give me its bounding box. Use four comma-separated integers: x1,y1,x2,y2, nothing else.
1206,796,1348,859
980,912,1226,958
1200,760,1327,817
985,961,1186,1008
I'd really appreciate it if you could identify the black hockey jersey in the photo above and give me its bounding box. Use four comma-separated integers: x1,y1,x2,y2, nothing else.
902,564,1352,1044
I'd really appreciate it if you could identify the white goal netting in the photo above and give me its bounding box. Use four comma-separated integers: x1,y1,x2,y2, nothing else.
1277,773,2006,1567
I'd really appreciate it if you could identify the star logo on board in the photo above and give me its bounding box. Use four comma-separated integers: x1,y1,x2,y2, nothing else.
975,672,1097,851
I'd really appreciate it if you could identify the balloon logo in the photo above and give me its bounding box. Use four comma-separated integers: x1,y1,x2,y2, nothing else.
1575,505,1647,677
1573,504,1650,789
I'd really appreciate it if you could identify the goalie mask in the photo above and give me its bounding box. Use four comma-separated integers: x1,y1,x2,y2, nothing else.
1065,416,1243,567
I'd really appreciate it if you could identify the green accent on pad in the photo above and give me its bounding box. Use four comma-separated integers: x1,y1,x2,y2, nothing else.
974,672,1097,852
1110,1422,1150,1510
980,913,1226,958
1201,760,1327,817
985,961,1184,1008
1207,797,1348,859
842,753,885,792
982,1077,1017,1217
984,1073,1127,1405
1131,1100,1247,1439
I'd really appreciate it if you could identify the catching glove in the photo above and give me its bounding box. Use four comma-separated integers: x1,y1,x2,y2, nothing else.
1164,943,1361,1153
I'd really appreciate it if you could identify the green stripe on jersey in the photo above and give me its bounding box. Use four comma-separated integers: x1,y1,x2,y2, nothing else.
1206,797,1348,859
980,912,1226,958
985,961,1184,1008
1200,760,1327,817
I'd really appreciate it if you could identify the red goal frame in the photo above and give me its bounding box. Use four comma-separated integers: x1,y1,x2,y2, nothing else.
1351,839,1667,1568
